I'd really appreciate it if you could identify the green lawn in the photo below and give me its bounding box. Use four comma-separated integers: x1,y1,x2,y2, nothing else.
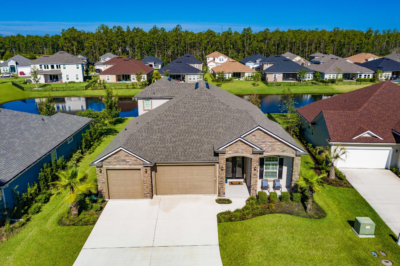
218,114,400,266
204,74,383,95
0,118,133,266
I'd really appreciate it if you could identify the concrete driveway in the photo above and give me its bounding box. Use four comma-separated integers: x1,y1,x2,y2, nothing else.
74,195,246,266
341,169,400,236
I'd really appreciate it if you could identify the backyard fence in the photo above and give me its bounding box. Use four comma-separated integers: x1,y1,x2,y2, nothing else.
11,81,25,91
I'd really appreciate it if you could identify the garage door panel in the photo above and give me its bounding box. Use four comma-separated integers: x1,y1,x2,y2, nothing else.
107,170,144,199
336,148,391,169
156,165,215,195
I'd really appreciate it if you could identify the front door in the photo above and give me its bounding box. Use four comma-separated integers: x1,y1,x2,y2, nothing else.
226,157,244,179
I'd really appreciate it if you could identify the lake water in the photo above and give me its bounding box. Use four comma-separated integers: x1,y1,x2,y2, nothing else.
0,94,333,116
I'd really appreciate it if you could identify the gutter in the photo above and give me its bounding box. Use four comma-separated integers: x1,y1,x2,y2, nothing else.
1,118,92,188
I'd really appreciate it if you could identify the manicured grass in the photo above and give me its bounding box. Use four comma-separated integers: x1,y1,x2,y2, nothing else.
204,74,384,95
218,115,400,265
0,118,133,266
0,81,142,104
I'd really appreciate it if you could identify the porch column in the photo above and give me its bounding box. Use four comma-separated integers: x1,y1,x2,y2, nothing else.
290,156,301,193
218,156,226,197
250,156,259,197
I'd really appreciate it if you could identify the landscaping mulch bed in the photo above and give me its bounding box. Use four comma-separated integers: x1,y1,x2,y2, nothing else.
59,202,107,226
322,177,353,188
216,198,232,204
0,223,24,243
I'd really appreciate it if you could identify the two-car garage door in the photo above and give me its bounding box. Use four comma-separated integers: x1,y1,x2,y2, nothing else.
156,165,216,195
336,148,392,169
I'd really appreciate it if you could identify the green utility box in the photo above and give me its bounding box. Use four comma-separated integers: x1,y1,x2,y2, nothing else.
353,217,375,238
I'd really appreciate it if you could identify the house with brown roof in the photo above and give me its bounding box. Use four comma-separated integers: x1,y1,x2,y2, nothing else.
99,57,154,83
297,81,400,169
345,53,380,64
206,51,234,70
212,61,255,80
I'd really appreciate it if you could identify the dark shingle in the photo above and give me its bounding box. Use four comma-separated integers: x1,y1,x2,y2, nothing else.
239,54,269,64
33,51,85,64
159,62,203,75
0,54,32,67
170,54,203,64
262,55,314,73
358,58,400,72
141,56,164,64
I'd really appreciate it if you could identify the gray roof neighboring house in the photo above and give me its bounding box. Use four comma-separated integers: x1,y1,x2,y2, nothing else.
135,77,192,99
307,58,374,74
262,55,314,73
310,52,325,57
38,70,62,75
0,54,32,67
358,57,400,72
0,109,92,186
32,51,85,64
384,53,400,62
310,54,343,63
92,80,305,165
141,55,164,65
100,53,117,60
282,52,311,65
239,54,269,64
170,54,203,65
159,62,203,75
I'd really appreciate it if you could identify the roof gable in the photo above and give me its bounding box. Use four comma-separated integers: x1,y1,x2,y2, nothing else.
263,55,313,73
100,57,154,75
358,57,400,72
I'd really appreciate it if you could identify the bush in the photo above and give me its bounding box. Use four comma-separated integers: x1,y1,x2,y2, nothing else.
269,192,278,203
97,198,105,204
60,210,99,226
232,210,242,221
66,150,84,168
248,200,256,207
92,204,101,212
390,166,400,177
335,168,346,180
281,192,290,202
242,205,251,212
218,214,230,223
253,206,261,214
356,78,376,82
216,198,232,204
68,81,76,83
28,203,41,215
292,193,302,203
4,219,13,234
267,203,276,211
216,83,222,87
257,191,267,204
244,209,253,217
35,191,51,204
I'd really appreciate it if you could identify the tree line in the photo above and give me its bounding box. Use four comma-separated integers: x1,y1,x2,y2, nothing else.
1,25,400,63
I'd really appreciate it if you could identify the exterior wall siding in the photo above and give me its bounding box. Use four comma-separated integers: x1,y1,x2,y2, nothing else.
301,116,330,147
138,99,169,116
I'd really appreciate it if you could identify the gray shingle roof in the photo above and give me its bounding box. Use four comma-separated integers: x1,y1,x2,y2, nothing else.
141,55,164,64
310,52,324,56
282,52,311,65
171,54,203,64
32,51,85,64
0,54,32,67
358,57,400,72
159,62,203,75
92,81,305,165
262,55,314,73
307,58,374,74
135,77,192,99
0,109,92,186
100,53,117,59
239,54,269,64
384,53,400,62
38,70,62,75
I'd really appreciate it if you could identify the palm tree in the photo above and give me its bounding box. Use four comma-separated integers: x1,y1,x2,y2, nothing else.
297,171,326,212
49,168,96,217
316,145,347,179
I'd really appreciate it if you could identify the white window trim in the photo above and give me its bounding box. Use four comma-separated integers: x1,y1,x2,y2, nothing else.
264,157,279,179
352,130,383,140
67,136,74,144
143,99,152,110
106,76,110,81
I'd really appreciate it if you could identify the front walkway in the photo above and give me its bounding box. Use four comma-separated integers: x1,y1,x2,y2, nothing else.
74,196,246,266
341,169,400,236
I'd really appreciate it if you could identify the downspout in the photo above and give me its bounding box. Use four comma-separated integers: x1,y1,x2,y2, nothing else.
1,187,7,214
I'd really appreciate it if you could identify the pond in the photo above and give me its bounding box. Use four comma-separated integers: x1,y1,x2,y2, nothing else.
0,94,334,116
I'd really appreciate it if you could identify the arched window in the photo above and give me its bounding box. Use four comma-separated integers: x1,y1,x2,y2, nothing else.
264,157,279,179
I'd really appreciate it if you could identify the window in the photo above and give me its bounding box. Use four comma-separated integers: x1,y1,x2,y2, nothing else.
76,64,79,69
219,57,223,62
144,99,152,110
44,65,49,70
195,64,198,68
264,157,279,179
51,150,57,161
78,97,81,100
66,74,69,81
39,65,42,69
76,74,78,80
68,97,72,101
81,105,84,111
105,64,108,68
132,75,136,81
67,136,73,144
142,75,146,80
63,64,66,70
68,106,71,111
56,65,60,69
106,76,110,81
51,65,55,69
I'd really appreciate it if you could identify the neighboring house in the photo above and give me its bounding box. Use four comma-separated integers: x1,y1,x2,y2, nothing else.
239,54,269,70
345,53,380,64
282,52,311,66
206,51,233,70
141,55,164,69
309,54,352,64
76,54,92,71
262,55,314,82
31,51,85,83
91,80,306,200
212,61,255,80
309,52,325,61
98,57,153,83
297,81,400,169
307,57,374,80
95,53,118,71
384,52,400,62
35,97,87,114
159,54,203,83
0,109,92,211
0,55,32,76
358,57,400,80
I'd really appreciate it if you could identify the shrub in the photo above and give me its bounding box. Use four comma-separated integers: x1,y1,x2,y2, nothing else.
216,83,222,87
66,150,84,168
216,198,232,204
257,191,267,204
92,204,101,212
244,210,253,217
292,193,302,202
60,210,98,226
247,196,257,201
218,214,229,223
335,168,346,180
281,192,290,202
248,200,256,207
68,81,76,83
4,219,13,234
269,192,278,203
242,205,251,212
267,203,276,211
28,203,41,215
97,198,105,204
390,166,400,177
232,211,242,221
35,191,51,204
253,206,261,214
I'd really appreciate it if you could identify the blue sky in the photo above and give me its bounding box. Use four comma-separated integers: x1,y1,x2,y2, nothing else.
0,0,398,36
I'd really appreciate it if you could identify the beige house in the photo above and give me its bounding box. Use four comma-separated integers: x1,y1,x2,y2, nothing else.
91,79,305,199
212,61,255,80
206,51,234,70
345,53,380,64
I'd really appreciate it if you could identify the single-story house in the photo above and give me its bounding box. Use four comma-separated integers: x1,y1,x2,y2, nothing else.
239,54,269,70
297,81,400,169
0,109,92,212
206,51,234,70
345,53,380,64
358,57,400,80
282,52,311,66
99,57,153,83
309,54,352,64
384,52,400,62
0,55,32,76
159,54,203,83
212,61,255,80
31,51,86,83
140,55,164,69
309,52,325,61
95,53,118,71
262,55,314,82
91,80,306,200
307,57,374,80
